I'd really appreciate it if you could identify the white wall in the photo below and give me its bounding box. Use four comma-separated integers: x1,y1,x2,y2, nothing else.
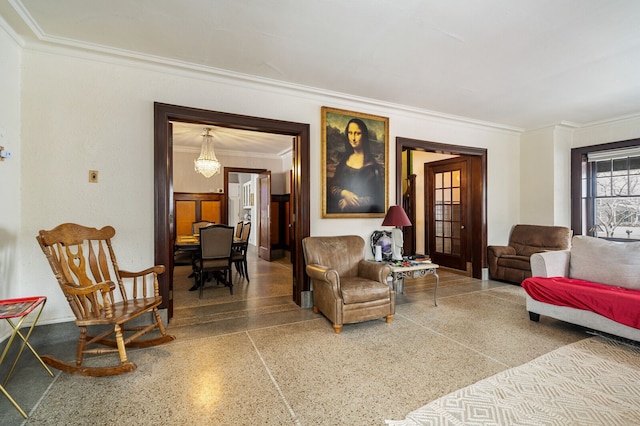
13,44,522,325
281,151,293,194
520,127,556,225
520,124,573,227
0,22,21,338
553,125,573,225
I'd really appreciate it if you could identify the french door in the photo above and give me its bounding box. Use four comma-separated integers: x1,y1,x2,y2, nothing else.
426,158,470,270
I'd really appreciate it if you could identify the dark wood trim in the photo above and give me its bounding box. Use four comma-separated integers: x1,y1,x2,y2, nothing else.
402,174,416,256
570,137,640,236
396,137,487,279
154,103,310,317
470,154,487,277
570,148,585,235
154,111,173,316
174,191,226,210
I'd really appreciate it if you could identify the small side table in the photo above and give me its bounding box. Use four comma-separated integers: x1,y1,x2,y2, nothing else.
0,296,54,419
388,262,440,306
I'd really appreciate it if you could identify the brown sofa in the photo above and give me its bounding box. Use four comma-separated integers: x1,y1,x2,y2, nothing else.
487,224,572,284
302,235,394,333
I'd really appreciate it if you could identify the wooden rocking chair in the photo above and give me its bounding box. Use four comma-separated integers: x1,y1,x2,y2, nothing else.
36,223,175,376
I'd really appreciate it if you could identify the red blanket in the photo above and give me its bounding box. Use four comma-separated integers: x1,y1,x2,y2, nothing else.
522,277,640,329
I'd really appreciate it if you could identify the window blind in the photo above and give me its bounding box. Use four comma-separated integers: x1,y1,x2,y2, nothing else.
587,146,640,162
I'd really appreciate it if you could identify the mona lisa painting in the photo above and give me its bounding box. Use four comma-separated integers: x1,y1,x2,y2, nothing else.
321,107,389,218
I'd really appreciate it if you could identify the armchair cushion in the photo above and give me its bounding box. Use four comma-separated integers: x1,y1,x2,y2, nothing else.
340,276,392,304
494,254,531,271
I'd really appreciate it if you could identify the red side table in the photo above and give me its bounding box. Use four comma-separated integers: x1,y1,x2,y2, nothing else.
0,296,54,418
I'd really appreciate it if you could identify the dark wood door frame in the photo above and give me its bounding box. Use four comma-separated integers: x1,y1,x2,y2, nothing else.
396,137,487,279
154,102,310,319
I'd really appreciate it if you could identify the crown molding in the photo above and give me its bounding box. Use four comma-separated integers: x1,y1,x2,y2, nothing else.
10,6,524,136
0,13,24,47
580,112,640,128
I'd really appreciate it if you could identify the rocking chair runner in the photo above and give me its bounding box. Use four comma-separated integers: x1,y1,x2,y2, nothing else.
36,223,175,376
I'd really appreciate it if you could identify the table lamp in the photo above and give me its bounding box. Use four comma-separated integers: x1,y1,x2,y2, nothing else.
381,205,412,261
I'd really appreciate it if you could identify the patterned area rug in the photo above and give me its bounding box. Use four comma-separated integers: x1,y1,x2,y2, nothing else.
386,336,640,425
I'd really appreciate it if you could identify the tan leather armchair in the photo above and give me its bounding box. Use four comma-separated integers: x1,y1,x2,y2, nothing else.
488,224,572,284
302,235,394,334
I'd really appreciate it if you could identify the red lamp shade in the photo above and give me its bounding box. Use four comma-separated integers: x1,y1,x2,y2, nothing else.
381,205,412,227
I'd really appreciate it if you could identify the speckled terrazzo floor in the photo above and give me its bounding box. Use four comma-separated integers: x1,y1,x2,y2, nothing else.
0,255,592,425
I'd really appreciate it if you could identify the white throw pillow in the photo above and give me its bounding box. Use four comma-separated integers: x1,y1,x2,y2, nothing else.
569,235,640,290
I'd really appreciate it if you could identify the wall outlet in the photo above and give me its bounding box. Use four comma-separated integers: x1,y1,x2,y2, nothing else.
89,170,99,183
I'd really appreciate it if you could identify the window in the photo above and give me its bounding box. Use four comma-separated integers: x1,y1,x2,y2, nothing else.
572,140,640,241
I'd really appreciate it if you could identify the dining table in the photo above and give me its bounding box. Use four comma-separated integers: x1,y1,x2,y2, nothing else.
174,235,202,285
174,233,246,291
174,234,244,251
174,234,201,252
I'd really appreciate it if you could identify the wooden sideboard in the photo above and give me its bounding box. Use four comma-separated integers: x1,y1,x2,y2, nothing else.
173,192,225,236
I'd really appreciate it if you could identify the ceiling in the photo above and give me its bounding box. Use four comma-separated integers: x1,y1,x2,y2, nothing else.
172,122,292,156
3,0,640,133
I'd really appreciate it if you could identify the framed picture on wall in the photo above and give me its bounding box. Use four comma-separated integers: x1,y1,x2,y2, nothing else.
321,106,389,218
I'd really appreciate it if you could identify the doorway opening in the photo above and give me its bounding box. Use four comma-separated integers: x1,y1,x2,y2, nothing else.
225,167,292,263
225,168,267,256
396,137,487,279
170,164,293,324
154,103,310,320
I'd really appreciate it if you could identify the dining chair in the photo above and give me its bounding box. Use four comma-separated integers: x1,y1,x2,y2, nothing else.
190,221,215,279
195,224,234,298
233,221,251,281
234,221,244,241
192,221,214,236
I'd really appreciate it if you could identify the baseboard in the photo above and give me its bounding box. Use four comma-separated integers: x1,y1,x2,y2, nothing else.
301,290,313,309
482,267,489,280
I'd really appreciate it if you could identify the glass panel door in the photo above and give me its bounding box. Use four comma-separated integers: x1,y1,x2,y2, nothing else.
434,170,461,255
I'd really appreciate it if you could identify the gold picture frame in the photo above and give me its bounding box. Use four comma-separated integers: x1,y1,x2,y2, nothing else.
321,106,389,218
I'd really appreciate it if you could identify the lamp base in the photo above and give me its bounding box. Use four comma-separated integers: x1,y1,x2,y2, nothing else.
391,228,404,261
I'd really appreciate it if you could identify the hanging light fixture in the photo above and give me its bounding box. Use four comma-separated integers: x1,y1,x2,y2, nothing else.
194,127,222,178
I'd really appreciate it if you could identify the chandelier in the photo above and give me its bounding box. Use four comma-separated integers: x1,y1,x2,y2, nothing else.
194,128,222,178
